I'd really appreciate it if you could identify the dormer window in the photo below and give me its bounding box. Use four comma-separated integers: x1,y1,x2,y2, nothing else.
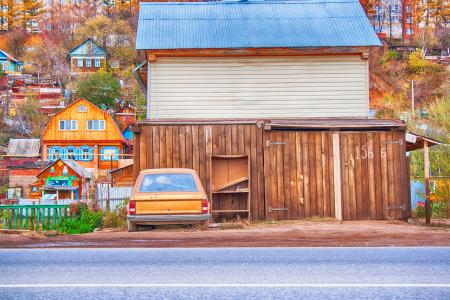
87,120,105,130
59,120,77,131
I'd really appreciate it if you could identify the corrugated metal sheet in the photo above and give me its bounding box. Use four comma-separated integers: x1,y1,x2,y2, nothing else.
136,0,381,50
6,139,41,157
62,159,92,179
68,39,107,57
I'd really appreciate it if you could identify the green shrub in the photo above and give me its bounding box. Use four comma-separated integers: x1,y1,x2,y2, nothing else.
381,50,399,64
413,206,425,218
59,204,103,234
407,50,443,74
432,201,449,219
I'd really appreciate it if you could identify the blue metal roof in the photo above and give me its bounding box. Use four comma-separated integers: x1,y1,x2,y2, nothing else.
136,0,381,50
68,39,107,57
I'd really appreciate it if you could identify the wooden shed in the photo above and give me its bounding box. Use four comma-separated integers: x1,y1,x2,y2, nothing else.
133,119,410,221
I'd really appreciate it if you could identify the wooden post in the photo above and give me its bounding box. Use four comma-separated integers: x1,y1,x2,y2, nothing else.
424,140,431,225
332,133,342,221
411,80,415,118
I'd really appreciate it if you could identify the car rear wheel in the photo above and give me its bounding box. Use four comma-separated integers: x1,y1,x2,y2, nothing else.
127,220,137,232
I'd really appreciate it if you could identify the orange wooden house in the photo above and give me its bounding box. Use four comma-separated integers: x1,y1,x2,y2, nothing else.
29,159,92,200
41,98,127,178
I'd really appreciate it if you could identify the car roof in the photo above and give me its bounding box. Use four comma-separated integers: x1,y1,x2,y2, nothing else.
139,168,197,175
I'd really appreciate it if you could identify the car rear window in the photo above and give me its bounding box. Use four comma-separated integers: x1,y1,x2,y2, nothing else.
138,173,199,193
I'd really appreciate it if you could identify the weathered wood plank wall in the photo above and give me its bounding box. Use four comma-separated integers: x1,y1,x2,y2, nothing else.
339,130,409,220
134,123,265,220
134,123,410,221
263,131,335,220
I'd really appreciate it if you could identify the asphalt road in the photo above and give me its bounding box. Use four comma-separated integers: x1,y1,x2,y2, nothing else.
0,247,449,299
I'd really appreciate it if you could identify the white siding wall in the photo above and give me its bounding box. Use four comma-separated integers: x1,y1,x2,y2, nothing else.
148,56,369,119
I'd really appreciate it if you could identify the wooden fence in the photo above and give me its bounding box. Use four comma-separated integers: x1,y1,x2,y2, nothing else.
0,204,70,231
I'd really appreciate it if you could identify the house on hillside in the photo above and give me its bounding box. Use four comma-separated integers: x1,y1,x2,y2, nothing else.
110,162,134,187
28,158,93,201
0,50,23,74
113,105,137,141
41,98,127,179
5,139,42,199
132,0,425,222
68,39,107,76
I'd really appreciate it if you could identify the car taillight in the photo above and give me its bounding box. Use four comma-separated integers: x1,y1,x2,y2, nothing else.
201,198,209,214
129,200,136,215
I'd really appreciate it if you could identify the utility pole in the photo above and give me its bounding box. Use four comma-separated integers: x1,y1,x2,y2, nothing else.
424,140,431,225
411,79,415,119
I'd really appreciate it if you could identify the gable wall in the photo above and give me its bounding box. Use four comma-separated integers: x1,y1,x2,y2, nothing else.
42,99,123,142
148,55,369,119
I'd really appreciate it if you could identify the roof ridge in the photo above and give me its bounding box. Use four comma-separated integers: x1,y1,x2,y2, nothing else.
140,0,359,4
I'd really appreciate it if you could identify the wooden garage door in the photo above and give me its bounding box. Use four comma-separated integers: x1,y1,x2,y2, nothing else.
263,131,335,220
339,131,409,220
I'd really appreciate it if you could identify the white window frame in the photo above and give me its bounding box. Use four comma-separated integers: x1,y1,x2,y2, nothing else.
86,59,92,67
66,147,77,160
87,120,105,131
80,147,91,161
94,58,101,68
59,120,78,131
76,59,83,67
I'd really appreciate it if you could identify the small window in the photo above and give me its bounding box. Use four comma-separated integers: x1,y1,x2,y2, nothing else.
31,187,38,193
78,105,87,113
65,146,78,160
94,58,101,68
77,59,83,67
406,28,413,35
86,59,92,68
49,146,64,161
59,120,77,130
100,146,119,161
87,120,105,130
139,173,198,193
79,146,93,161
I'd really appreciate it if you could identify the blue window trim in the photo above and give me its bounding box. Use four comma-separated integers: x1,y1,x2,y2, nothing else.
100,146,119,161
48,146,64,161
79,146,93,161
64,146,79,160
77,58,83,67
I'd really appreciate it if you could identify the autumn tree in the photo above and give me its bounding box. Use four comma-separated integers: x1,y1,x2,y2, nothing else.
74,15,136,67
76,71,121,107
19,0,45,31
17,91,50,137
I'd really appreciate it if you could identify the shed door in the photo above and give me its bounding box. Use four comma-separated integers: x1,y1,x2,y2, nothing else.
339,131,409,220
263,131,335,220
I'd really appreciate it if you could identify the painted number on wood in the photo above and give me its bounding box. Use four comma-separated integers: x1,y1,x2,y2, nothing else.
355,145,388,159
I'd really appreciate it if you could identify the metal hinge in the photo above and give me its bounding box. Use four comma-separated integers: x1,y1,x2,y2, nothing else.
266,140,288,147
384,139,403,145
268,206,288,212
385,204,406,210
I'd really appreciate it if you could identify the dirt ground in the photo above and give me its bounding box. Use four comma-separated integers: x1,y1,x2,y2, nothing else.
1,220,450,248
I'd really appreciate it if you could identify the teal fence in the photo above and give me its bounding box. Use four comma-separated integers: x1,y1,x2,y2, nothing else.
0,204,70,231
